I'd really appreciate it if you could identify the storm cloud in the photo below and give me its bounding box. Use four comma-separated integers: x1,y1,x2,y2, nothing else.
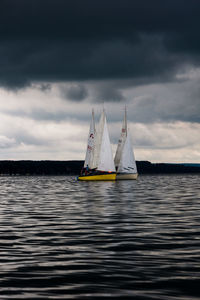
0,0,200,89
60,84,88,101
0,0,200,163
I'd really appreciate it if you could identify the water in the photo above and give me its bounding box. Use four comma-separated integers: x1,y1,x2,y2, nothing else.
0,175,200,299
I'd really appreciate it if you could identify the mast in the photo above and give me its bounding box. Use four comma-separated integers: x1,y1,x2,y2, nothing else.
114,106,127,168
125,105,127,136
84,109,95,168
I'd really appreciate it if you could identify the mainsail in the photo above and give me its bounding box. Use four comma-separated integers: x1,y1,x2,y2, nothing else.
117,131,137,173
114,107,127,169
84,109,95,168
91,110,115,172
114,108,137,174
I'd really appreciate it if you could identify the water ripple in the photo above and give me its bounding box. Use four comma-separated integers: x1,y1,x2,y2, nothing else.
0,175,200,299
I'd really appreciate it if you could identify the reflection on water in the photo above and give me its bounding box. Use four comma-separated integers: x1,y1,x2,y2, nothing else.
0,175,200,299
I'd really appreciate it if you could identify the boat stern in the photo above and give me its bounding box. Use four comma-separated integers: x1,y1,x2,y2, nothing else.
116,173,138,180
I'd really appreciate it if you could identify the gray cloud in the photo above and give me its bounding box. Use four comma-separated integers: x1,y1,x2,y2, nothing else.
5,127,48,147
0,136,16,149
37,83,52,92
1,74,200,125
0,1,200,89
60,84,88,101
93,84,125,102
127,82,200,124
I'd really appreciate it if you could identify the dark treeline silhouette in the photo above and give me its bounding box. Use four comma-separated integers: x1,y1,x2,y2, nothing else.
0,160,199,176
136,161,200,174
0,160,83,176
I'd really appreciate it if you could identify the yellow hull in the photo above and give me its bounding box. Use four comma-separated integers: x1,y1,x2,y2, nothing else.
116,173,138,180
78,173,116,181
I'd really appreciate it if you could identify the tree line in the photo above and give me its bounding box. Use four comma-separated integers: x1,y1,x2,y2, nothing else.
0,160,199,175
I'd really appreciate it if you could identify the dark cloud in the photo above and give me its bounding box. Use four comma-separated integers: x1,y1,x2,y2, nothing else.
93,83,125,102
129,82,200,124
3,77,200,124
0,0,200,89
37,83,52,92
60,84,88,101
1,0,199,38
97,88,124,102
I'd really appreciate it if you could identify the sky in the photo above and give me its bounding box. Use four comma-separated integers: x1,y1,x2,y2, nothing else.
0,0,200,163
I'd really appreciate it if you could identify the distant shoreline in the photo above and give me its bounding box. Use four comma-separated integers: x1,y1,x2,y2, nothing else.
0,160,199,176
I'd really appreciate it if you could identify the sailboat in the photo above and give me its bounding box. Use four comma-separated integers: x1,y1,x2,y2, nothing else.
114,108,138,180
78,109,116,181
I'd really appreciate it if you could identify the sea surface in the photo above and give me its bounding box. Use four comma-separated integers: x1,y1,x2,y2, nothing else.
0,175,200,300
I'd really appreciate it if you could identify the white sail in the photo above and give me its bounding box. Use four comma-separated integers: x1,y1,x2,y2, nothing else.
91,110,115,172
91,110,104,169
115,107,137,174
114,107,127,168
117,131,137,174
84,109,95,168
98,113,116,172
